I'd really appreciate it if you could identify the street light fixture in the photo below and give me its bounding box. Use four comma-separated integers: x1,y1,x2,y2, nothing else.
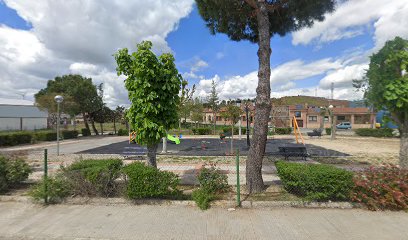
54,95,64,156
328,104,335,140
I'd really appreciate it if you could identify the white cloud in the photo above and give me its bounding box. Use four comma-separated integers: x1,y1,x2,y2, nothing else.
196,58,343,100
182,57,209,80
319,64,368,90
0,0,194,107
292,0,408,50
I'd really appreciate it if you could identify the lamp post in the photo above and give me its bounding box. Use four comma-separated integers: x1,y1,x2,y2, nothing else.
236,100,242,140
54,95,64,156
329,104,335,140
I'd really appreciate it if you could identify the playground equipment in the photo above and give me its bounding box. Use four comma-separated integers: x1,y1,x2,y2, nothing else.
292,117,305,145
167,134,180,144
129,131,137,144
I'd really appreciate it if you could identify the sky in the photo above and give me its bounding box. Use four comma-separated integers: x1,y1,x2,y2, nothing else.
0,0,407,107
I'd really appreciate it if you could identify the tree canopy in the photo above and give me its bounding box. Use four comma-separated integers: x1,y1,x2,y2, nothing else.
114,41,182,167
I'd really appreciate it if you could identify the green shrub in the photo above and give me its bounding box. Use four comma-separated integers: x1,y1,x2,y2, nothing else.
5,158,31,185
63,159,123,197
0,132,32,146
192,189,214,210
34,131,57,141
117,128,128,136
275,127,292,135
222,127,246,135
123,162,180,199
192,128,212,135
29,175,72,204
62,130,78,139
355,128,394,138
197,166,229,193
81,128,91,136
325,128,332,135
0,158,7,192
351,165,408,210
275,161,353,201
0,156,31,192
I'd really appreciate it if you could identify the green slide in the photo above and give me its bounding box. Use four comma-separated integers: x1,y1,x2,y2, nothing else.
167,134,180,144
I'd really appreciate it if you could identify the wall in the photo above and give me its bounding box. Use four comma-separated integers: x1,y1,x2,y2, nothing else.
0,117,47,131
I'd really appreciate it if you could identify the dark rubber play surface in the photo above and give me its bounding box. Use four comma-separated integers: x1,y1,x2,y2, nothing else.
77,138,350,157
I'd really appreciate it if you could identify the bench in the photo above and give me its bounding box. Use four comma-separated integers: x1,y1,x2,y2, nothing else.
307,129,323,138
278,146,308,160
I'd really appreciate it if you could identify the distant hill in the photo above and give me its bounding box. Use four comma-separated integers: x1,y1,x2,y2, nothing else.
271,96,350,108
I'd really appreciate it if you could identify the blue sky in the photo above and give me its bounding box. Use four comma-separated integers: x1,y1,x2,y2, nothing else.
0,0,406,106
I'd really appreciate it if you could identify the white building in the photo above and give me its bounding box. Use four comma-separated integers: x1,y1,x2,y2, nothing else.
0,98,48,131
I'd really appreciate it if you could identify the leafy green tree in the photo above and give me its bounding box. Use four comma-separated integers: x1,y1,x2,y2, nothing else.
222,103,243,152
207,79,220,134
113,106,126,134
179,80,196,134
114,41,182,167
355,37,408,167
191,98,205,128
196,0,336,193
92,106,114,135
35,75,103,134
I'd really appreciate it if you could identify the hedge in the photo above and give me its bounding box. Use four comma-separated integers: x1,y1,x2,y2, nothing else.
222,127,246,135
0,130,78,147
117,129,128,136
192,128,212,135
81,128,91,136
275,161,354,201
325,128,332,135
355,128,394,138
274,127,292,135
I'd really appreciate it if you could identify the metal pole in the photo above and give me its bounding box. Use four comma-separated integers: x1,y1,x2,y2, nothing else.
44,149,48,204
246,106,250,147
238,119,242,140
57,102,60,156
236,149,240,207
162,136,167,153
331,110,335,140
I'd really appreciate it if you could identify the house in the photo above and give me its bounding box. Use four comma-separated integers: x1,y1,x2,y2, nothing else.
0,98,48,131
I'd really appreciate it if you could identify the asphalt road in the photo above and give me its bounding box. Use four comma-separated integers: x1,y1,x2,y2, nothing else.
0,202,407,240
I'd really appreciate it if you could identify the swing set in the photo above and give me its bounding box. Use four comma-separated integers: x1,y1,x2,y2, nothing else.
292,116,305,145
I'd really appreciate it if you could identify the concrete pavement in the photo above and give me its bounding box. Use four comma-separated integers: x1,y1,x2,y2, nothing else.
0,202,407,240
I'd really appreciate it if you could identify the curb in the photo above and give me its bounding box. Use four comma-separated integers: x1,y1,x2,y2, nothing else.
0,195,359,209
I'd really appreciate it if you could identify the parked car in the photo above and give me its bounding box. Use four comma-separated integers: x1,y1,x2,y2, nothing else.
336,122,352,129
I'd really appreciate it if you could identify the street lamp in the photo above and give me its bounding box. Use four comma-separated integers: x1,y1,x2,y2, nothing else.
329,104,335,140
54,95,64,156
236,100,242,140
244,100,254,148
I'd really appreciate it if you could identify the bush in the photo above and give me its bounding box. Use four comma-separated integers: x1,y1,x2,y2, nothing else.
62,130,78,139
351,165,408,210
197,166,229,193
0,132,33,146
117,128,128,136
81,128,91,136
274,127,292,135
192,189,214,210
123,162,180,199
29,175,72,204
192,128,212,135
0,156,31,192
275,161,353,201
355,128,394,138
34,131,57,141
325,128,332,135
63,159,123,197
5,158,31,185
222,127,246,135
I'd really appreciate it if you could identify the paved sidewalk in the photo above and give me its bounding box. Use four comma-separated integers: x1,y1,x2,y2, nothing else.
0,202,408,240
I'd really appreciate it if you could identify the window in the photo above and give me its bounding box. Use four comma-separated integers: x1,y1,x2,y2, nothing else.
216,116,222,121
295,111,301,118
324,116,329,122
242,116,246,121
308,116,317,122
337,115,346,121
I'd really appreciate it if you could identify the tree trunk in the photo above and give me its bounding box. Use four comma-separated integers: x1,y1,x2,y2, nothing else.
400,119,408,168
246,0,271,194
83,112,90,132
213,113,216,135
100,122,104,135
147,143,158,168
319,113,324,131
231,124,234,153
90,117,99,135
179,119,182,137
